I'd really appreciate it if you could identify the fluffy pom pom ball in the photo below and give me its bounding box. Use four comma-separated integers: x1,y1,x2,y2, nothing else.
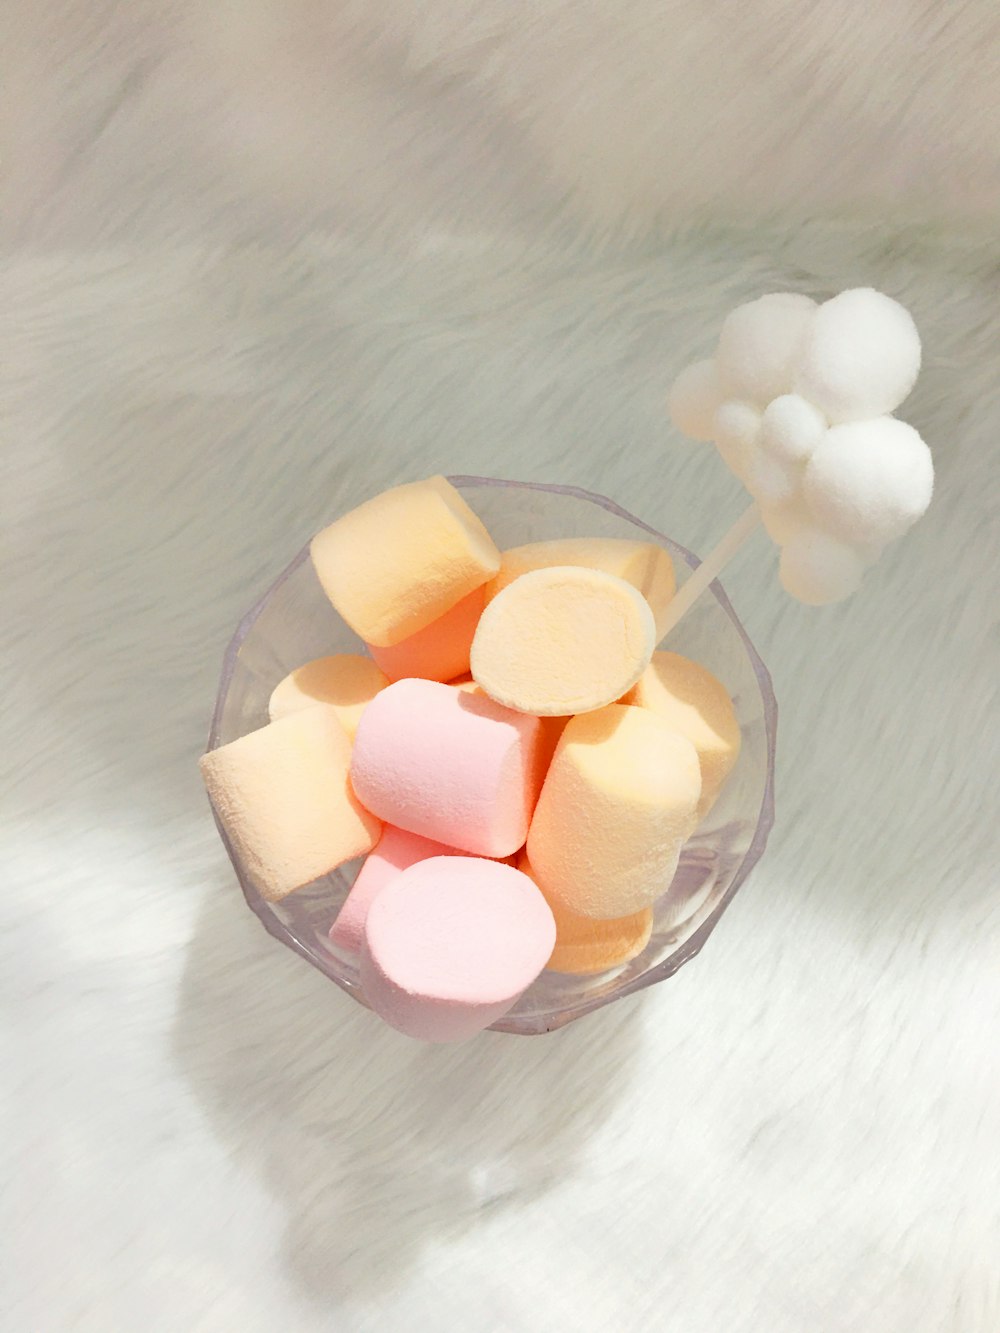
779,530,866,605
802,416,934,547
716,293,817,405
744,452,797,505
713,400,762,480
668,359,722,441
759,497,810,546
761,394,827,465
795,288,921,424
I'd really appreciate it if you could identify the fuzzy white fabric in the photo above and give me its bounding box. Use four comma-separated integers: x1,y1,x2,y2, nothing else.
4,4,999,1330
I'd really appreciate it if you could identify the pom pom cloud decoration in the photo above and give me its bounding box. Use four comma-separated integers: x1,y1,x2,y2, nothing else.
665,288,933,620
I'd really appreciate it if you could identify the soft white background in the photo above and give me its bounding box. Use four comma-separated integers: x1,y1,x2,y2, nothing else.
3,4,998,1330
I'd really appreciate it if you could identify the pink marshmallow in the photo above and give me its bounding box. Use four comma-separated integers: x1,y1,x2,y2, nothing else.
361,856,556,1041
350,679,544,858
329,825,462,954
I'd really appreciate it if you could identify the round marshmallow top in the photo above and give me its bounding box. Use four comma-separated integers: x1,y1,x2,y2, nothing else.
471,566,656,716
487,537,675,637
795,288,921,423
361,857,556,1042
329,825,463,955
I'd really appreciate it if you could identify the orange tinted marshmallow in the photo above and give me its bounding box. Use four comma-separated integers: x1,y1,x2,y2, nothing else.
471,566,655,715
621,652,741,817
310,476,500,647
199,706,381,902
518,853,653,975
527,704,701,918
268,654,389,737
368,587,484,683
488,537,675,634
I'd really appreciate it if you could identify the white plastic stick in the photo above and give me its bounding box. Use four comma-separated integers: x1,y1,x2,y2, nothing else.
658,502,761,641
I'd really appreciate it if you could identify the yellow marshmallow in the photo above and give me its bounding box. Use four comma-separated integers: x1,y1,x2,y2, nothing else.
471,566,655,716
310,476,501,648
621,652,741,817
526,704,701,917
199,706,381,902
518,853,653,975
487,537,675,634
268,654,389,738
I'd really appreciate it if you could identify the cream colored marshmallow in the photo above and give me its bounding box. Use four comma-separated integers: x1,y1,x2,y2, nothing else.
268,654,389,738
199,706,381,902
621,651,741,817
526,704,701,918
487,537,675,634
471,566,656,716
310,476,501,648
518,853,653,975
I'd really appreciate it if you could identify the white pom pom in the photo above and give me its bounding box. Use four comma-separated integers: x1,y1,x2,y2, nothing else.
759,497,811,546
713,400,762,480
795,288,921,423
760,394,827,465
802,416,934,546
668,359,722,441
779,529,866,605
716,293,817,405
744,451,797,505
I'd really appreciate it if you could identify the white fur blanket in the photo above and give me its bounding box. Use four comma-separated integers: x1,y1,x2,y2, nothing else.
3,5,998,1330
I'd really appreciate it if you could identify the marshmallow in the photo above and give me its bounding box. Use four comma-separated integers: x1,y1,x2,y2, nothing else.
518,853,653,975
268,654,389,737
778,530,866,605
713,401,762,481
350,679,544,858
454,678,569,794
472,567,656,716
361,857,556,1042
668,359,723,441
802,417,934,547
368,587,484,683
487,537,675,635
200,706,381,902
526,704,702,918
760,394,827,465
310,476,500,648
330,825,462,954
795,288,921,423
621,652,741,817
716,293,817,404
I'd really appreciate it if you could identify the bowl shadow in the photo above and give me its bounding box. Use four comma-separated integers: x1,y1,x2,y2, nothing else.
172,874,644,1304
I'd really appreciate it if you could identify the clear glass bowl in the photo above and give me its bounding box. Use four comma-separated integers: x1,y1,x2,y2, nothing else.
205,477,777,1034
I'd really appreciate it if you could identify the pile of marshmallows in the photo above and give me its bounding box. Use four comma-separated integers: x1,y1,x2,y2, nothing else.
201,476,741,1041
669,288,933,604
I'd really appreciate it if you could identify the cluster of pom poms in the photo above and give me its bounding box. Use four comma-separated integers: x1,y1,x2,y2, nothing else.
668,289,933,605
